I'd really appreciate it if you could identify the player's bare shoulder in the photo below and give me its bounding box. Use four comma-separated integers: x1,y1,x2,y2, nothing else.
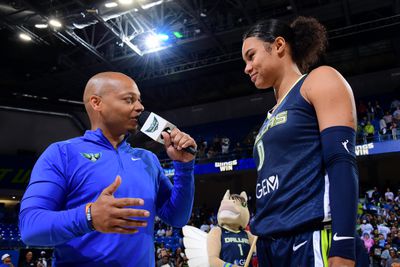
301,65,352,104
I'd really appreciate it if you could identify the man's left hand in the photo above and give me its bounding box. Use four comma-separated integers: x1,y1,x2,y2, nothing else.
328,256,355,267
162,128,197,162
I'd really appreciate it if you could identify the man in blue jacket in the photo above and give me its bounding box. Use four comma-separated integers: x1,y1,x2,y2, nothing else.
19,72,197,266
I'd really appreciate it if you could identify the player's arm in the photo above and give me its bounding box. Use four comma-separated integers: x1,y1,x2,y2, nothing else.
207,227,239,267
304,66,358,267
19,144,92,246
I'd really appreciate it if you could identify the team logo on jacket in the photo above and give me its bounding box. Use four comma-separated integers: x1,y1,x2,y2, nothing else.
81,152,102,162
144,117,159,133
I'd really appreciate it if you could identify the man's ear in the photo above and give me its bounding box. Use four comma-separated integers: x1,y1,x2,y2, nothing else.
90,95,102,111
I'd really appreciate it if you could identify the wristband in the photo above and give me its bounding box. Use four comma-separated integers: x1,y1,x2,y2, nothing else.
85,203,96,231
223,263,232,267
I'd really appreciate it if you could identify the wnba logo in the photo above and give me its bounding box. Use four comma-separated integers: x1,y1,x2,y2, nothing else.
256,175,279,199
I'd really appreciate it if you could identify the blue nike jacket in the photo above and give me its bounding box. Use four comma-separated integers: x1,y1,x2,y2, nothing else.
19,128,195,267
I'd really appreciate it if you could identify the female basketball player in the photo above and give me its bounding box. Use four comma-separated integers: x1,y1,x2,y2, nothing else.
242,17,362,267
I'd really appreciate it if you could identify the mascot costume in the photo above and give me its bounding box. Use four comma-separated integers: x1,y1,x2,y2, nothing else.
183,190,256,267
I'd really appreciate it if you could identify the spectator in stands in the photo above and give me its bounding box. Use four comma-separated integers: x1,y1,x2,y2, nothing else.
373,187,382,203
362,232,374,253
156,249,174,267
165,226,173,237
380,118,388,139
18,72,196,266
384,111,393,127
36,251,47,267
173,248,188,267
221,137,230,154
391,122,398,140
391,99,400,111
382,243,392,266
361,219,374,235
394,191,400,204
387,189,395,202
386,249,400,267
393,107,400,123
233,142,244,158
0,254,14,267
157,227,166,237
364,120,375,142
21,251,34,267
367,101,375,121
375,100,384,119
206,147,216,159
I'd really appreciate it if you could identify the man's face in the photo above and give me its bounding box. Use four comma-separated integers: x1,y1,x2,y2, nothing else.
99,80,144,134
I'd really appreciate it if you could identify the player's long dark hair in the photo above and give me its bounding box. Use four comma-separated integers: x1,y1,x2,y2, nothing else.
243,16,327,73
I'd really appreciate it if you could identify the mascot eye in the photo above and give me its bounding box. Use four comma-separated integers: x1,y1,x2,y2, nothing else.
241,202,248,208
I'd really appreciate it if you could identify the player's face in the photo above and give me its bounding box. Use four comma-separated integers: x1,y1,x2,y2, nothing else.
100,80,144,133
242,37,278,89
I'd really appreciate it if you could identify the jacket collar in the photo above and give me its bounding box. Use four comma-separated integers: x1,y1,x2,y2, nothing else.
83,128,130,149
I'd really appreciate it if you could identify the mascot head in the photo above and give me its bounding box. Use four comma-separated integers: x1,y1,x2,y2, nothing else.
217,190,250,230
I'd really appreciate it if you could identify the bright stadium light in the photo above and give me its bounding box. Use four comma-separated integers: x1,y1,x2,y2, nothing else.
105,2,118,8
49,19,62,28
141,0,163,10
35,23,48,29
119,0,133,5
145,34,160,49
157,33,169,41
19,33,32,41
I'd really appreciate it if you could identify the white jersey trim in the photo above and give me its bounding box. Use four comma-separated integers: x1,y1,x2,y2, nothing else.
313,231,323,267
323,173,331,222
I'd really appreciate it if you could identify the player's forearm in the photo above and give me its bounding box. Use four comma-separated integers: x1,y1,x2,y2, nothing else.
321,127,358,260
19,205,91,246
158,160,195,227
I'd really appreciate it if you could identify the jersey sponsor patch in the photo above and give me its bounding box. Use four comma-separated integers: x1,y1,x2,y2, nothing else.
256,175,279,199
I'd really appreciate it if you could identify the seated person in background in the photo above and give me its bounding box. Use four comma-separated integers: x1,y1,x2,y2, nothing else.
0,254,14,267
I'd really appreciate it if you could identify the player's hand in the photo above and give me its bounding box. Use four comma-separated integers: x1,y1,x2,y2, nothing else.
328,256,355,267
91,176,150,234
162,128,197,162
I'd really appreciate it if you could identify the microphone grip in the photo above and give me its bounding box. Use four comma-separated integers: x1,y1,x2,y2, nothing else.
183,146,197,156
164,128,197,156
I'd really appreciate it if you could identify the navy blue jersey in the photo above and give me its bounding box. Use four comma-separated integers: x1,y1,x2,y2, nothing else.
220,227,252,267
251,75,331,237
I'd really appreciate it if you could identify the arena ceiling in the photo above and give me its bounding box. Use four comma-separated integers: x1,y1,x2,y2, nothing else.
0,0,399,112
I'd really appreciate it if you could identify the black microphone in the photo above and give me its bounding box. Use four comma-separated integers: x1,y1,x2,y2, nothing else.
138,111,197,155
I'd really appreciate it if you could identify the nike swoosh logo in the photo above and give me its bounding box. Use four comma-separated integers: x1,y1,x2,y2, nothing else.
131,157,141,161
292,240,307,251
333,233,354,241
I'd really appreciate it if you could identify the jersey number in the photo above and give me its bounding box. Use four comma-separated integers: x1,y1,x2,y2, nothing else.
238,244,243,256
256,140,264,171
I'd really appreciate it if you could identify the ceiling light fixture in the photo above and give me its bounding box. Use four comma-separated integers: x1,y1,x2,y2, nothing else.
49,19,62,28
119,0,133,5
19,33,32,41
35,24,48,29
105,2,118,8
